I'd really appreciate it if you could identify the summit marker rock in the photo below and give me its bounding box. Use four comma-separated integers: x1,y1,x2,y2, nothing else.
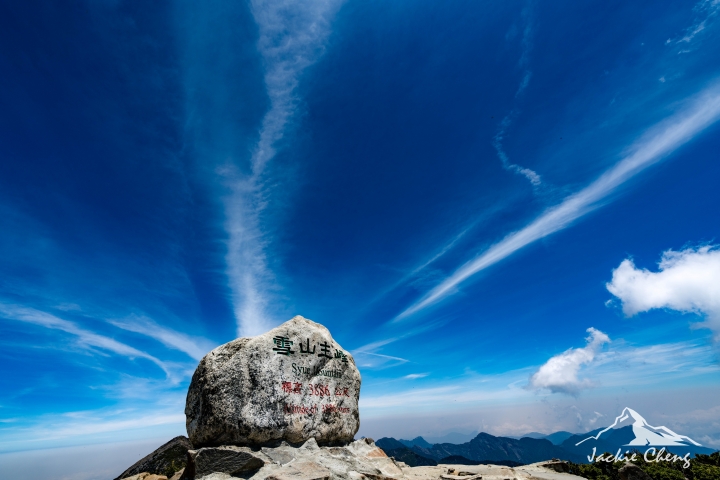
186,315,361,448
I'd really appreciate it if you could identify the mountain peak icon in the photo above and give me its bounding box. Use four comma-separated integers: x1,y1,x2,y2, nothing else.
575,407,702,447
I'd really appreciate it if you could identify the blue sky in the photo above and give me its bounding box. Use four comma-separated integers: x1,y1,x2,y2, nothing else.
1,0,720,472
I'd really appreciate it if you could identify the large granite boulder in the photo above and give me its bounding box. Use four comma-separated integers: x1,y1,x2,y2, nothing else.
186,315,361,448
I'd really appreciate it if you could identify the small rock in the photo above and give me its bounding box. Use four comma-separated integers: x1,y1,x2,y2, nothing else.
619,462,653,480
184,445,267,479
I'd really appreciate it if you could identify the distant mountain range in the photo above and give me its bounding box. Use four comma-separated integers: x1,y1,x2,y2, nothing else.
376,412,716,467
399,436,433,449
377,433,585,466
503,431,573,445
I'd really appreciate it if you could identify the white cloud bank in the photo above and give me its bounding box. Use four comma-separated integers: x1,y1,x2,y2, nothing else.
527,327,610,395
397,82,720,320
607,245,720,341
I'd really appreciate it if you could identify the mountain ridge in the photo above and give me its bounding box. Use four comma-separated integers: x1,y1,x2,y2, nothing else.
379,432,585,465
377,422,718,466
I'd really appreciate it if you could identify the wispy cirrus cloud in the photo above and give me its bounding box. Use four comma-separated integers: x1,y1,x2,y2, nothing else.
0,304,168,374
397,82,720,320
352,350,409,370
493,2,542,188
223,0,345,337
672,0,720,45
367,201,514,309
108,315,216,360
351,320,448,369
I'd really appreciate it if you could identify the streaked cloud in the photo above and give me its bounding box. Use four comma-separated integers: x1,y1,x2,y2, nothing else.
607,245,720,341
352,350,409,370
588,341,720,382
351,320,448,369
109,315,217,361
0,304,167,374
676,0,719,44
397,82,720,320
527,328,610,395
224,0,345,337
494,3,542,188
494,113,542,187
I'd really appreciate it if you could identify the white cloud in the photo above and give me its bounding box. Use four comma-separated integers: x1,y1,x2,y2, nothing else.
607,245,720,341
676,0,719,44
494,124,543,186
494,8,542,189
0,304,167,374
351,350,409,370
403,373,429,380
527,328,610,395
397,82,720,320
108,315,216,361
351,320,447,369
224,0,344,337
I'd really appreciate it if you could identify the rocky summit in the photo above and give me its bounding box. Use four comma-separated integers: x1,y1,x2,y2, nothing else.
186,315,361,448
117,437,585,480
117,315,587,480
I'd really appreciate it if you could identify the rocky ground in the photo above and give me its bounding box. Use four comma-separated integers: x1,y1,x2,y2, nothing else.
117,437,585,480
